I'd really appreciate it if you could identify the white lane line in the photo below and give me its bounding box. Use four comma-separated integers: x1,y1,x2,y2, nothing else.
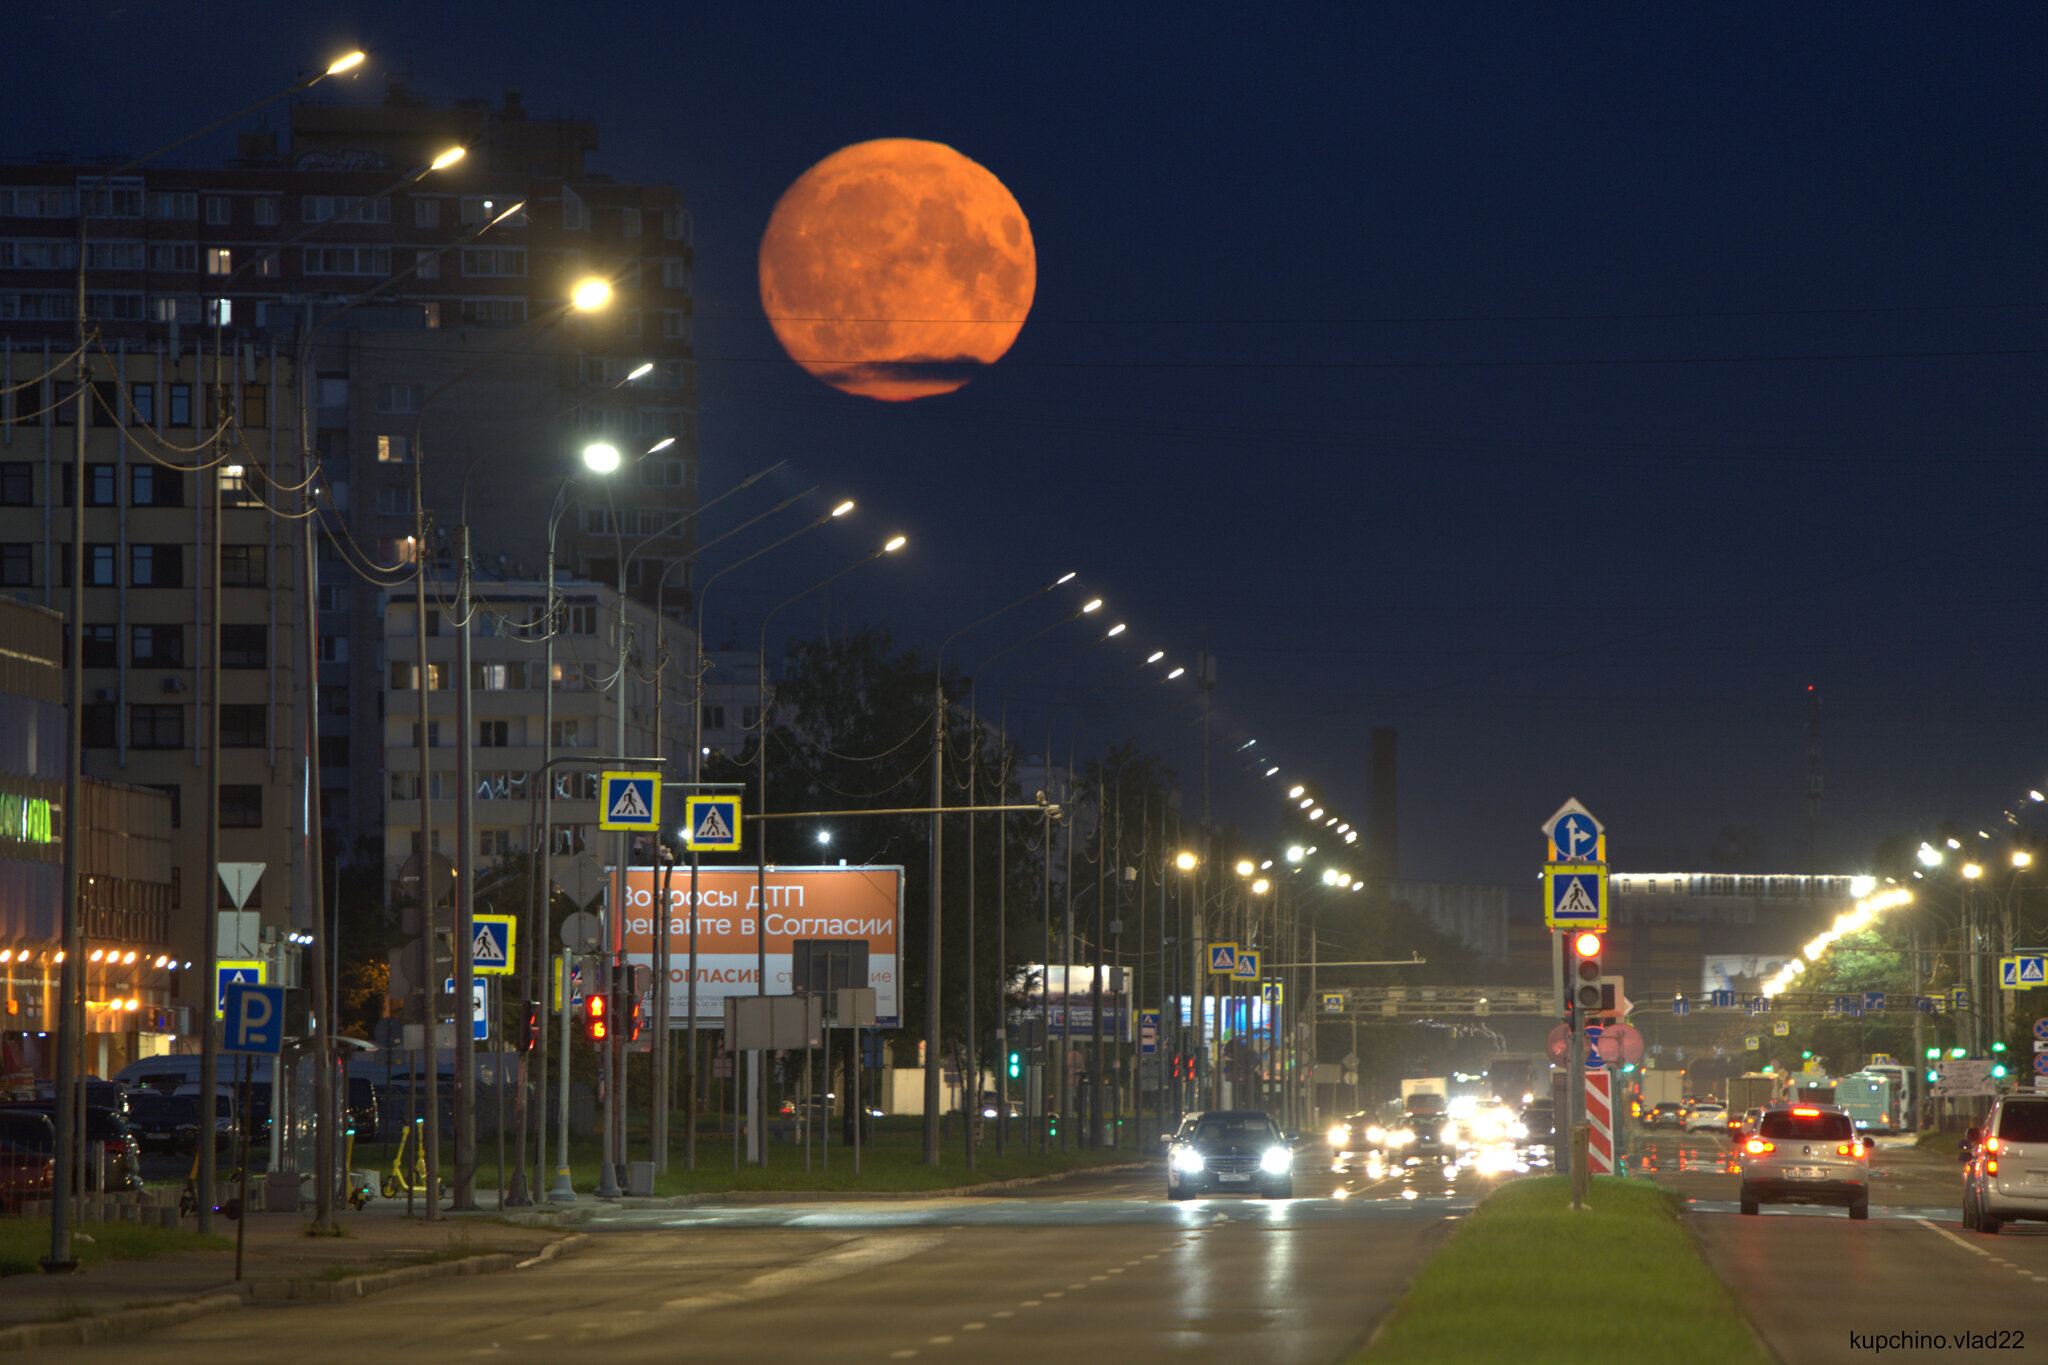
663,1233,943,1312
889,1353,917,1360
928,1336,955,1345
993,1311,1015,1318
962,1323,986,1331
1019,1301,1040,1308
1044,1291,1064,1298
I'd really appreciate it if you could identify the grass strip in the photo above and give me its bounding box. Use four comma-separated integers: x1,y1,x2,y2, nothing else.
1358,1176,1769,1364
0,1222,230,1278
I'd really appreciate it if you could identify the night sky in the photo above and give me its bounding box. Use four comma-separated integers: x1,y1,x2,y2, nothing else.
15,5,2046,885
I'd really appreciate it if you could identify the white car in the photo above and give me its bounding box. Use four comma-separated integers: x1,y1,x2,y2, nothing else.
1683,1103,1727,1133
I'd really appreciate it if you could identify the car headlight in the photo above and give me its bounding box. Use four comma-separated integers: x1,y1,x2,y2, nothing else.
1509,1122,1528,1140
1172,1148,1206,1174
1388,1129,1413,1146
1260,1147,1291,1175
1328,1125,1350,1147
1440,1122,1458,1144
1365,1126,1385,1144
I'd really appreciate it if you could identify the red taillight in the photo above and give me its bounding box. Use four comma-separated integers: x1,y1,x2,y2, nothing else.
1792,1107,1820,1116
1746,1138,1773,1154
1984,1136,2000,1154
1836,1143,1854,1156
1988,1159,1999,1175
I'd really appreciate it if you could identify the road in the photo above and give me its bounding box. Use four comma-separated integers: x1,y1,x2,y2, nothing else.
35,1157,1515,1364
1634,1127,2048,1363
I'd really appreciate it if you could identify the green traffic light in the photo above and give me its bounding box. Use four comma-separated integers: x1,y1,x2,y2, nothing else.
1992,1041,2007,1053
1950,1047,1968,1059
1992,1064,2008,1079
1801,1050,1813,1060
1926,1047,1941,1060
1927,1069,1940,1083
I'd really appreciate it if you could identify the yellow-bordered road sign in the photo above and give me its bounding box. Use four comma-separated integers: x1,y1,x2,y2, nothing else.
471,913,517,976
684,795,743,851
1544,862,1608,930
600,771,661,831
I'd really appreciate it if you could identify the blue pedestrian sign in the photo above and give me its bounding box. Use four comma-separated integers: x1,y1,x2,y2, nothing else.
2020,956,2047,988
1543,864,1608,929
684,795,742,851
1233,949,1262,982
471,913,516,976
599,770,661,832
2001,957,2019,989
222,983,286,1054
214,960,266,1018
1207,943,1238,975
1139,1008,1159,1055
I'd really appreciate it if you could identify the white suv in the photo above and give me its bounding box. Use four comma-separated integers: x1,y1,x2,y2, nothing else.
1739,1104,1870,1218
1961,1096,2048,1234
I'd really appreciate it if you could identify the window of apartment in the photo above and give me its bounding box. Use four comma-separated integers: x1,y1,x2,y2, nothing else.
149,243,198,273
81,703,117,749
205,298,231,327
253,197,278,226
458,197,526,227
151,296,198,325
221,544,267,586
128,383,155,425
549,718,583,748
472,662,528,690
319,685,350,718
414,198,440,228
220,623,266,668
459,298,526,326
318,735,348,770
129,704,184,749
58,543,118,587
85,241,143,270
662,311,691,342
0,464,29,506
701,705,726,732
59,463,117,507
130,464,185,507
620,208,641,238
80,624,117,668
420,301,441,329
661,258,691,289
318,634,348,664
146,191,197,221
374,486,413,517
167,384,192,426
304,245,391,275
204,248,232,276
301,195,390,225
1,544,32,587
376,435,410,463
219,784,262,828
317,376,347,408
477,720,510,748
129,543,183,587
219,704,266,747
79,179,141,219
460,247,526,278
204,197,230,226
375,537,419,566
411,249,439,280
565,604,597,635
409,721,444,749
131,624,183,668
621,311,641,338
144,783,181,830
479,829,516,859
376,383,421,414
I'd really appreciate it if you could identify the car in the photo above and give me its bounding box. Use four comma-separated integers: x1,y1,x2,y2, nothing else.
125,1091,202,1153
1518,1102,1556,1162
1381,1113,1461,1167
1683,1102,1727,1133
1739,1104,1869,1218
0,1104,142,1191
1729,1106,1765,1143
1164,1110,1294,1199
1645,1102,1685,1129
1960,1094,2048,1234
0,1111,56,1214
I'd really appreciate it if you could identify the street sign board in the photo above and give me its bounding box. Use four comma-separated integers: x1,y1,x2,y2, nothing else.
222,983,286,1054
471,913,516,976
1261,982,1282,1003
1139,1008,1159,1055
1541,799,1606,864
1709,989,1734,1008
599,771,661,832
2002,957,2020,989
1208,943,1238,975
683,795,743,851
1322,992,1344,1014
1773,1020,1790,1036
2020,956,2047,988
1543,863,1607,929
1233,949,1261,981
1673,997,1689,1015
444,978,489,1041
217,861,265,912
2035,1051,2048,1076
1744,1035,1760,1050
1932,1059,1997,1097
2035,1017,2048,1043
1863,991,1885,1012
214,960,266,1018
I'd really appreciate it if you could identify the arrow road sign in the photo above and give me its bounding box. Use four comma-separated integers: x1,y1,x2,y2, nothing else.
684,795,743,851
1541,798,1606,864
1709,989,1735,1008
471,913,516,976
222,983,286,1055
1208,943,1238,975
1864,991,1885,1012
599,771,661,832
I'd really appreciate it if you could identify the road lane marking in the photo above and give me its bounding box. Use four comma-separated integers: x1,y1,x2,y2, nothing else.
1019,1300,1040,1307
890,1352,916,1359
928,1336,954,1345
662,1233,942,1312
962,1322,985,1330
993,1311,1014,1318
1044,1291,1063,1298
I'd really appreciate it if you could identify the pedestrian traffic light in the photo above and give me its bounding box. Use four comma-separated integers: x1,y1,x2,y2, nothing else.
628,994,644,1044
520,1001,541,1054
584,992,608,1044
1007,1050,1022,1081
1571,932,1605,1018
1926,1046,1941,1060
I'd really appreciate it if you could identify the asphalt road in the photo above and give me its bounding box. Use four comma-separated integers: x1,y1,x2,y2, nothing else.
1634,1127,2048,1363
33,1157,1518,1363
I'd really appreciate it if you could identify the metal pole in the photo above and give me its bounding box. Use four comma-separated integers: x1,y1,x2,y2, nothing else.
1040,777,1053,1155
452,525,476,1209
537,546,562,1201
1090,777,1106,1148
551,946,573,1200
300,439,334,1229
412,500,439,1218
924,671,944,1164
1060,753,1075,1151
964,713,977,1170
597,570,626,1200
201,425,224,1225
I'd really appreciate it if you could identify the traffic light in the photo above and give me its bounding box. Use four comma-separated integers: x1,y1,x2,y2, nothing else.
520,1001,541,1054
1802,1050,1813,1061
1992,1041,2007,1053
1007,1050,1022,1081
1950,1047,1968,1060
628,994,644,1044
1926,1046,1941,1061
1571,932,1605,1021
1992,1061,2008,1079
584,991,609,1044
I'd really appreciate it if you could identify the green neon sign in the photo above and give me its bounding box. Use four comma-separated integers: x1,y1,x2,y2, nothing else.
0,791,53,845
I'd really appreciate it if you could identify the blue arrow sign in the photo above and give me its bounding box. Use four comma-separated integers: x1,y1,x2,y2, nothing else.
1673,998,1689,1016
1710,989,1734,1008
1863,991,1885,1012
1585,1046,1604,1068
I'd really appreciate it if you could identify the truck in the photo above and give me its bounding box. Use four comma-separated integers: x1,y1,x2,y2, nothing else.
1400,1077,1449,1116
1486,1055,1539,1108
1638,1070,1685,1110
1725,1073,1782,1114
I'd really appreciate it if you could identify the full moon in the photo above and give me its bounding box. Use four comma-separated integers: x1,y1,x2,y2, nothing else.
758,139,1036,401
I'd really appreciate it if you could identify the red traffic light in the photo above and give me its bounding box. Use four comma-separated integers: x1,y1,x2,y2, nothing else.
1573,931,1603,958
585,992,609,1043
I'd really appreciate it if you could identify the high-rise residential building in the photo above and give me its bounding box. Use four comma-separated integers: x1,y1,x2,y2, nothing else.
0,83,700,932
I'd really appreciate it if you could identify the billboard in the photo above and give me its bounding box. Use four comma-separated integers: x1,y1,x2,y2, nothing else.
617,865,902,1027
1701,954,1795,997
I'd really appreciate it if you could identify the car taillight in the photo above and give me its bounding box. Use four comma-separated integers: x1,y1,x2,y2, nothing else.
1984,1136,2000,1154
1746,1138,1773,1154
1836,1143,1854,1156
1988,1159,1999,1175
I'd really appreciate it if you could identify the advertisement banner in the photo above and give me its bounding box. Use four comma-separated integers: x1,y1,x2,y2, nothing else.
617,865,902,1027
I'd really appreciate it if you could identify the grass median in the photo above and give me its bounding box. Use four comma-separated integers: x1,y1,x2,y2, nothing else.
0,1222,230,1278
1358,1176,1768,1364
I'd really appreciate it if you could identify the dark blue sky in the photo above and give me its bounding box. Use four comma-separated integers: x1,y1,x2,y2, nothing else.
17,4,2047,883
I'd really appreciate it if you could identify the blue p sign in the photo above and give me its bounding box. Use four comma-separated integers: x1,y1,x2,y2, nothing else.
223,983,286,1054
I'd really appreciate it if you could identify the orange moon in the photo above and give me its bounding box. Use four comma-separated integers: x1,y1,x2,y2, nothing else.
758,139,1035,401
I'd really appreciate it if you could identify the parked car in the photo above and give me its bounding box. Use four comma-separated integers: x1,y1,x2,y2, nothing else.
0,1111,56,1214
125,1092,202,1153
1961,1094,2048,1234
0,1104,141,1191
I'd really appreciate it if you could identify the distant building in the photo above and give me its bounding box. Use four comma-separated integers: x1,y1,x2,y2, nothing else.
1390,880,1512,966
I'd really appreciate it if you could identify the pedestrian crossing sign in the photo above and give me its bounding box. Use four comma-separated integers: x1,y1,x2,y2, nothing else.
1234,949,1261,982
600,771,661,831
471,913,516,976
684,795,743,851
1543,862,1608,930
1208,942,1238,975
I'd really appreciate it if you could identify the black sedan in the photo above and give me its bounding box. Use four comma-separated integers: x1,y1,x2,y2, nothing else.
1164,1110,1294,1199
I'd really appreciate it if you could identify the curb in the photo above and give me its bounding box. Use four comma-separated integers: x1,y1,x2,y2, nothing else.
0,1235,584,1351
488,1160,1156,1219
